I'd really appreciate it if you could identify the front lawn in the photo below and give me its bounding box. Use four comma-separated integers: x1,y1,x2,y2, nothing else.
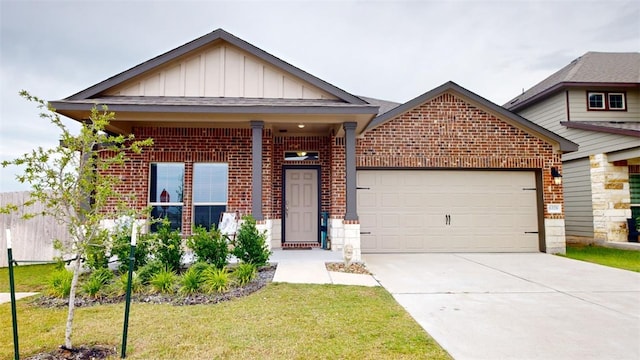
563,245,640,272
1,264,451,359
0,263,56,292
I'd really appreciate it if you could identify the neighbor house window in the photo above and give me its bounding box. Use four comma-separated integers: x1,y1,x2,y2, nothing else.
149,163,184,232
631,174,640,222
587,91,626,111
193,163,228,231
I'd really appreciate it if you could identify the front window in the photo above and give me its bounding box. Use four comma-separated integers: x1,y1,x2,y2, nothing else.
587,91,626,111
588,93,604,109
149,163,184,232
608,93,625,110
193,163,228,230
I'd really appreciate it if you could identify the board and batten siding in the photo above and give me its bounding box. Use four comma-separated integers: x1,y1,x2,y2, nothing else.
105,44,337,100
563,159,594,238
518,89,640,162
0,191,65,267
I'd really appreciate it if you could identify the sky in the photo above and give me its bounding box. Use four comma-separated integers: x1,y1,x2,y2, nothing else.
1,0,639,192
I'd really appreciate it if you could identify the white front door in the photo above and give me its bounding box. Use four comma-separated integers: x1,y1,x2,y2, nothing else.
285,169,318,242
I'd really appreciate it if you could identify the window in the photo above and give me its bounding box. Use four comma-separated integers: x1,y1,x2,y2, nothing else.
631,174,640,222
284,151,319,161
608,93,625,109
193,163,228,230
587,91,626,111
149,163,184,232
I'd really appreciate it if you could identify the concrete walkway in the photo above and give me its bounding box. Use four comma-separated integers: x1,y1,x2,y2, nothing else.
364,253,640,360
271,248,379,287
0,292,38,304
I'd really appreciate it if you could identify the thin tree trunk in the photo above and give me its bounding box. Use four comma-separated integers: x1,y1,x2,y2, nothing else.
64,252,82,349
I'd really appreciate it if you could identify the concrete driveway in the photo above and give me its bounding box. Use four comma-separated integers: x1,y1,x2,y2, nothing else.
363,253,640,360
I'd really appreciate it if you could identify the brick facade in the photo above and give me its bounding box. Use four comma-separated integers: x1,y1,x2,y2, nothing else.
356,93,564,220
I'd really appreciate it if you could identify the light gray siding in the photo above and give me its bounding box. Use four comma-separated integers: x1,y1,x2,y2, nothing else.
518,89,640,162
563,158,594,238
568,88,640,122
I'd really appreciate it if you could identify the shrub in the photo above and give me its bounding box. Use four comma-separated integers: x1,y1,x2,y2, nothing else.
137,259,164,285
232,215,271,266
179,266,203,294
82,276,104,298
186,225,229,269
153,219,183,271
189,261,210,275
85,229,110,270
47,269,73,298
150,269,177,294
111,227,152,272
113,272,143,296
234,263,257,286
202,267,231,293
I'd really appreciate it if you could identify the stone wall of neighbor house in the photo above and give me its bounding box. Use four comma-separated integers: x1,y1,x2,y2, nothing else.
356,92,566,253
590,154,632,242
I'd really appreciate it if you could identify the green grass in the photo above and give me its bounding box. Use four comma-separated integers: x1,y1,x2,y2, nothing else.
0,263,57,292
564,245,640,272
1,283,450,359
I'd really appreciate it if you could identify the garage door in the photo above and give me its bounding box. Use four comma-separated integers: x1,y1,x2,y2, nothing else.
358,170,540,253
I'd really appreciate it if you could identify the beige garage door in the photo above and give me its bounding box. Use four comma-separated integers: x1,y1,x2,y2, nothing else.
358,170,540,253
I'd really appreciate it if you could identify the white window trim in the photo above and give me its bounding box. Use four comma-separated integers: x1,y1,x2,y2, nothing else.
587,92,605,110
607,92,626,110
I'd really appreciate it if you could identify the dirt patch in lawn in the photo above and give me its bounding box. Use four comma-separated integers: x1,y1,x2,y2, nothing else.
325,262,372,275
24,345,117,360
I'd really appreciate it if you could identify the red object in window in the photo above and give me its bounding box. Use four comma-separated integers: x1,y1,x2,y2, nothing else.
160,189,170,209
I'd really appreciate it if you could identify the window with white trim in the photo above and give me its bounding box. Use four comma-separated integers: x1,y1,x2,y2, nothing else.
587,91,626,111
192,163,228,231
149,163,184,232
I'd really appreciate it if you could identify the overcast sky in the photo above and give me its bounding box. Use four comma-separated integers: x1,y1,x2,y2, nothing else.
1,0,639,192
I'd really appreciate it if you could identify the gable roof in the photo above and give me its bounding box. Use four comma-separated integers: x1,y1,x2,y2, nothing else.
505,52,640,111
366,81,578,152
61,28,368,105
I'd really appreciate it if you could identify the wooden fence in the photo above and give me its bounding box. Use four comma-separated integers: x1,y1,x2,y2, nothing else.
0,191,67,267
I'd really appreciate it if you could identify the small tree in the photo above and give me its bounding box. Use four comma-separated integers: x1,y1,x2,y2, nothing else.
0,91,152,349
232,215,271,266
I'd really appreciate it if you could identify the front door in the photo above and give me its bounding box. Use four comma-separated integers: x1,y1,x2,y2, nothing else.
284,168,319,243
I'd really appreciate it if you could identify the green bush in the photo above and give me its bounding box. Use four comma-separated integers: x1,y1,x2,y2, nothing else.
150,269,177,294
179,266,203,294
85,229,110,270
234,263,257,286
189,261,210,276
203,267,231,293
137,259,164,285
232,215,271,266
153,219,183,271
186,225,229,269
113,272,143,296
111,226,152,272
47,269,73,298
82,268,114,297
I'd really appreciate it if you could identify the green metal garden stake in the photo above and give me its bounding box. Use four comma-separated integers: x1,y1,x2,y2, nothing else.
6,229,20,360
121,226,137,358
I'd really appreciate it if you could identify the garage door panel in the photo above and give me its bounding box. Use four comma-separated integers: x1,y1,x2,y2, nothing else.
358,170,540,253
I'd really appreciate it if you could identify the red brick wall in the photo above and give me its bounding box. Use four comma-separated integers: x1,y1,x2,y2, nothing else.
356,92,564,219
104,127,254,234
331,134,346,218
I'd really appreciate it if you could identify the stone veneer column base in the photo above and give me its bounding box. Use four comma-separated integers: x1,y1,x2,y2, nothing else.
328,218,362,261
256,219,273,251
590,154,631,242
544,218,566,255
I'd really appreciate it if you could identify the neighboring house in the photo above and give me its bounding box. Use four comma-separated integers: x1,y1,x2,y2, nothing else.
49,29,577,260
506,52,640,243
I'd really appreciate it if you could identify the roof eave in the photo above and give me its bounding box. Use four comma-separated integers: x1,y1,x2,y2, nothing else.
560,121,640,138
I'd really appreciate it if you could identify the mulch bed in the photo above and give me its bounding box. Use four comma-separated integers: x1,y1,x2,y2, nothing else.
25,345,117,360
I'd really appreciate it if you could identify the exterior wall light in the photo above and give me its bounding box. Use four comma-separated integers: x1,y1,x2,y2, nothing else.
551,167,562,185
298,124,305,128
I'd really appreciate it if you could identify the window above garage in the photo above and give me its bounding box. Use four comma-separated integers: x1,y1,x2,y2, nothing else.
587,91,626,111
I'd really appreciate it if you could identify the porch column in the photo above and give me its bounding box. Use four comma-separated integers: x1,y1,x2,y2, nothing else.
251,121,264,221
344,122,358,221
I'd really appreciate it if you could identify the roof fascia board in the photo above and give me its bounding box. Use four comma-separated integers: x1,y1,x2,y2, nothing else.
507,81,640,111
560,121,640,137
66,29,367,105
49,101,379,116
367,81,578,152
